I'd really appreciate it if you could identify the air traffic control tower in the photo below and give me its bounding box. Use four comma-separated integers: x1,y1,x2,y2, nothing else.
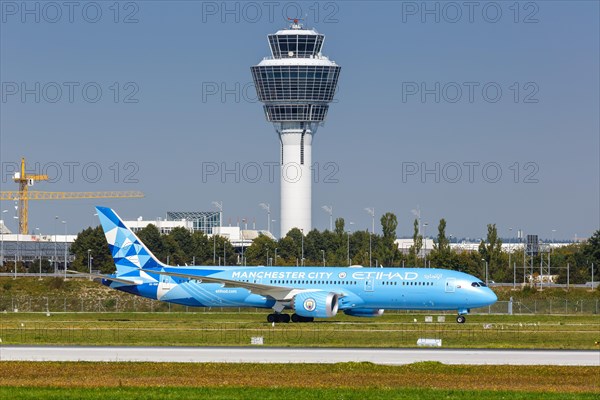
251,20,341,236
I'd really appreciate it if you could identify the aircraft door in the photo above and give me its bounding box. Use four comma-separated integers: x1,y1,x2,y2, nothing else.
445,278,456,293
364,278,374,292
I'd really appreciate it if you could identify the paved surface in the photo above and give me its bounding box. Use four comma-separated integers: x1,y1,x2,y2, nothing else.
1,346,599,365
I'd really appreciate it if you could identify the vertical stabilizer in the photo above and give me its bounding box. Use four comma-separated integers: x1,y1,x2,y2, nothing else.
96,206,164,275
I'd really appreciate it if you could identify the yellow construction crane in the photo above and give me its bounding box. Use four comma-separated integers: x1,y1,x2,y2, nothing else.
1,158,144,234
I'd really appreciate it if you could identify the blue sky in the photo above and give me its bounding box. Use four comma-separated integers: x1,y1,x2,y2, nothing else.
1,1,598,241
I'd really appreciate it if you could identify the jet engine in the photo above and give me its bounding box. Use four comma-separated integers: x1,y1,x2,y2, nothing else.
291,291,339,318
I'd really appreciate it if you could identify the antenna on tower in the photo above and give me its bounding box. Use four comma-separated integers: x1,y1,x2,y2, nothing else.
287,17,304,29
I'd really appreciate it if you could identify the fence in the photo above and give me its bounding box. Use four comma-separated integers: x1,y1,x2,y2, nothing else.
1,296,598,315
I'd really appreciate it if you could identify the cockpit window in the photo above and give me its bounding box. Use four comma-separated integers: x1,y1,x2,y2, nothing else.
479,282,487,287
471,282,480,287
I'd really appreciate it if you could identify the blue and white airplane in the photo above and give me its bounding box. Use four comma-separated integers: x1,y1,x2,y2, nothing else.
93,206,497,323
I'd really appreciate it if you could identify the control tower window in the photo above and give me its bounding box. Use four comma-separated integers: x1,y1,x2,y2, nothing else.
268,34,325,58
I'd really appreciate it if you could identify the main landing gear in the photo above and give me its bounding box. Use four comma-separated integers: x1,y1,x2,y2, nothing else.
456,315,466,324
267,313,314,323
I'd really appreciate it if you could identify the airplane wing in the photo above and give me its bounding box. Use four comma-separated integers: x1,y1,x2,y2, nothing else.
66,270,143,285
149,268,332,301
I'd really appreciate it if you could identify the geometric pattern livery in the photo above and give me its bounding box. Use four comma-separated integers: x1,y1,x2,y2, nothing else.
96,206,163,276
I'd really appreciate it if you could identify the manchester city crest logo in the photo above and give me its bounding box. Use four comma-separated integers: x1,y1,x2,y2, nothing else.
338,272,347,279
303,298,316,312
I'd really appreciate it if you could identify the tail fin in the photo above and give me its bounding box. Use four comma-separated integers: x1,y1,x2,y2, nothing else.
96,206,164,275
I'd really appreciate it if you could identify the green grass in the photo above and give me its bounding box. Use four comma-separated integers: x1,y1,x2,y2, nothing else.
0,362,598,398
1,387,598,400
0,312,598,349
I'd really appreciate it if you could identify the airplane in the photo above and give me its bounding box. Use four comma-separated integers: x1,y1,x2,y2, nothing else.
92,206,497,324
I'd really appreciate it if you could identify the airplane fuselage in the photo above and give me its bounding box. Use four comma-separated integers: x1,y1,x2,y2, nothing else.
105,266,496,314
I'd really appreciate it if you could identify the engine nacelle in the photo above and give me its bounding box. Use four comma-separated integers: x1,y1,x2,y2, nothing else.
292,291,339,318
344,308,384,318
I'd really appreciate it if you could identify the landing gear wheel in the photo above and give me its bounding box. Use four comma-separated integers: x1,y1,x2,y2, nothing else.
281,314,291,323
456,315,466,324
267,314,276,323
291,314,315,323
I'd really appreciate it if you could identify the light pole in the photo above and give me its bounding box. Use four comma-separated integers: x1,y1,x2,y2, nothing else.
88,249,92,276
212,201,223,264
54,216,58,274
300,228,304,266
346,222,354,266
423,222,428,268
13,206,19,279
321,249,325,267
241,218,246,267
322,205,333,231
482,258,489,286
509,227,513,289
274,248,278,265
365,207,375,267
35,228,41,278
347,230,350,266
259,203,271,233
0,209,8,267
62,221,67,277
364,207,375,234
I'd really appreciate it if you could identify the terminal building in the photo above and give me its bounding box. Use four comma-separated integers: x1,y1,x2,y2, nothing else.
123,212,274,248
0,219,75,269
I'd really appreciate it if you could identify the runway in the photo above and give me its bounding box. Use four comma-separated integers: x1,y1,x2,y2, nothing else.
1,346,598,365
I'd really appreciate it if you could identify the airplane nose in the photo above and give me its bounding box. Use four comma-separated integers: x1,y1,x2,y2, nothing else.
486,289,498,304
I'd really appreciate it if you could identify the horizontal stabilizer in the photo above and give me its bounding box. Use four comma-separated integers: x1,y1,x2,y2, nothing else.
66,270,142,285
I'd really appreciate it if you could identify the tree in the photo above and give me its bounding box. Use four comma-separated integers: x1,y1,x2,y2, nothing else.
212,235,236,266
379,212,399,266
430,218,455,269
169,227,194,258
409,218,422,267
70,226,113,273
161,235,186,265
136,224,165,261
245,234,277,265
334,218,345,236
582,230,600,273
478,223,503,281
434,219,450,254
